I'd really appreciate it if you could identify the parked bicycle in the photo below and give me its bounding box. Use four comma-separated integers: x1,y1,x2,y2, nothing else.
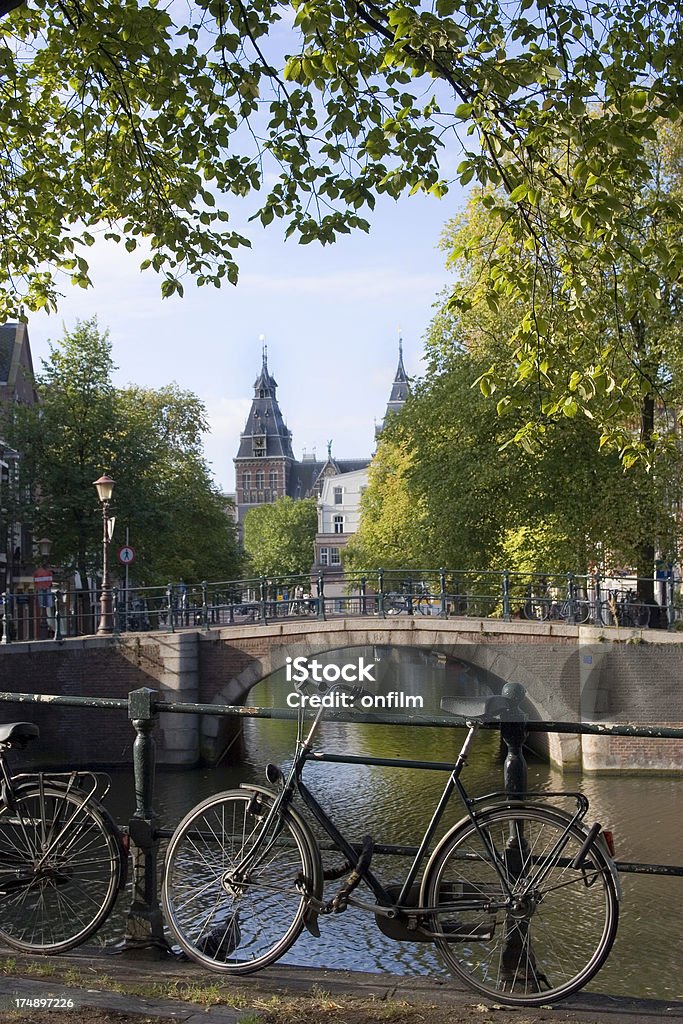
383,581,434,615
0,722,128,953
162,682,620,1005
599,589,650,628
522,584,590,624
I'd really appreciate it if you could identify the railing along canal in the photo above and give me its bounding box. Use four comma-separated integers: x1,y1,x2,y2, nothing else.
0,686,681,952
1,566,679,642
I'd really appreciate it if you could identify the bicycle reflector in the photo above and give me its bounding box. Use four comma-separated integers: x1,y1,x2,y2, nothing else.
602,829,615,856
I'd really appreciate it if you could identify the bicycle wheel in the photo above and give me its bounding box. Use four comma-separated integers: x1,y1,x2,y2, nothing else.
524,599,551,621
0,783,123,954
422,805,619,1006
574,599,591,624
415,596,432,615
162,788,320,974
382,594,403,615
628,601,650,628
599,600,617,626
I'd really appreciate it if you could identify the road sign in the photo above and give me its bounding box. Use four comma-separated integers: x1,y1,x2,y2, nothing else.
118,545,136,565
33,570,53,589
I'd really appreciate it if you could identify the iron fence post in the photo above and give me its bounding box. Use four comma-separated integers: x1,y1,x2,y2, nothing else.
567,571,576,623
593,571,601,625
667,571,676,629
125,686,168,953
378,568,385,618
259,577,267,623
360,577,367,616
0,591,8,644
53,588,62,642
112,586,120,635
165,583,174,633
317,571,326,620
439,569,447,618
502,570,511,622
201,580,210,631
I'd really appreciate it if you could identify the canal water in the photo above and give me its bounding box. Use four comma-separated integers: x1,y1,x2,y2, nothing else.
104,665,683,1003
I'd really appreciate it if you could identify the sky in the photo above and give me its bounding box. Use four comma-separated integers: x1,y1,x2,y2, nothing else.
27,185,466,493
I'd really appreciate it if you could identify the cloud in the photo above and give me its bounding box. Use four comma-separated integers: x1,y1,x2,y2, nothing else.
240,266,444,301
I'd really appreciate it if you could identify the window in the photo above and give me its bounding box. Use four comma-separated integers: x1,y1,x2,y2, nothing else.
269,470,277,491
320,546,340,567
242,471,251,492
333,515,344,534
333,486,343,505
253,434,266,456
256,471,264,489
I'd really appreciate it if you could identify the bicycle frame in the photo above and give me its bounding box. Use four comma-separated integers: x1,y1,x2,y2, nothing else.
255,692,591,920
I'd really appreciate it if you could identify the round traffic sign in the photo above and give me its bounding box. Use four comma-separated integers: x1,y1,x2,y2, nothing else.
118,545,136,565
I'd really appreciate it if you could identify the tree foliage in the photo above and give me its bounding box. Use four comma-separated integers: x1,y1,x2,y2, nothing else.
3,318,239,586
1,2,681,377
346,237,681,576
243,496,317,577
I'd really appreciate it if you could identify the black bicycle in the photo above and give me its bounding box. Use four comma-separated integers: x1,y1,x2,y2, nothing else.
599,589,650,628
0,722,128,953
162,683,620,1005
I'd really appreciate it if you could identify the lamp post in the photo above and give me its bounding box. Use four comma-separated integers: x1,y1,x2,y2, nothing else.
94,474,115,635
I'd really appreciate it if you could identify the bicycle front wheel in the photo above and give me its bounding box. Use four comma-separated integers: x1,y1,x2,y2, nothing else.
0,784,122,954
422,806,619,1006
162,789,319,974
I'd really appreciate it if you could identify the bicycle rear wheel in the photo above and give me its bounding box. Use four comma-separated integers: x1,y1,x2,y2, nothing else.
422,805,619,1006
162,789,320,974
0,783,123,953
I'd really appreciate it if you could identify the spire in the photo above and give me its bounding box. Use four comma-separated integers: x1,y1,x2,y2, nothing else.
236,345,293,461
376,336,409,438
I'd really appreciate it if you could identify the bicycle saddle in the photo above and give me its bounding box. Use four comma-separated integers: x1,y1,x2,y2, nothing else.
441,683,527,722
0,722,40,746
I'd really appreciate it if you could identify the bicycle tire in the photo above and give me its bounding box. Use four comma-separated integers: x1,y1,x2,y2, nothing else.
0,783,123,954
162,788,321,974
523,599,551,622
574,599,591,624
415,596,432,615
629,601,650,628
382,594,403,615
421,805,619,1006
599,600,617,627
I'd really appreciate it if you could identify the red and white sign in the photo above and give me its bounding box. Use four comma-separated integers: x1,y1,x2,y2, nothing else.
118,545,136,565
33,568,53,589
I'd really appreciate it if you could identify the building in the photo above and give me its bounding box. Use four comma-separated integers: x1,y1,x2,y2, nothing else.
234,347,371,526
0,323,39,595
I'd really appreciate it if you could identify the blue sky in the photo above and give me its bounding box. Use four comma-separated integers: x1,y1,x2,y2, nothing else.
28,186,465,492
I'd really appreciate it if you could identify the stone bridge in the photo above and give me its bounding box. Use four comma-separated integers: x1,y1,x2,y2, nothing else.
1,615,682,772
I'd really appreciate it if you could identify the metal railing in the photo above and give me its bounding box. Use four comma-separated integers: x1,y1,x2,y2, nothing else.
0,686,681,953
1,567,679,642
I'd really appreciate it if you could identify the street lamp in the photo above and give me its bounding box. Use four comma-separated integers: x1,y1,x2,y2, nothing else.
93,474,115,635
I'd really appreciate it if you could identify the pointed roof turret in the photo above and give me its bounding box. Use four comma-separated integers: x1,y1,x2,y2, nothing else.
376,335,409,438
235,342,294,460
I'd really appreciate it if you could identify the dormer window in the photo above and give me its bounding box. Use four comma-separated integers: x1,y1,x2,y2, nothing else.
253,434,266,456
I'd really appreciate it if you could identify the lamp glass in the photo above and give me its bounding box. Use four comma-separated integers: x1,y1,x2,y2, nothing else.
38,537,52,557
93,474,115,503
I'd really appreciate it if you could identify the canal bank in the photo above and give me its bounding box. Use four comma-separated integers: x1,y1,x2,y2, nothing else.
1,948,682,1024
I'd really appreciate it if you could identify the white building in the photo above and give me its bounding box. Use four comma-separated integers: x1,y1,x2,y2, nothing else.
314,467,368,603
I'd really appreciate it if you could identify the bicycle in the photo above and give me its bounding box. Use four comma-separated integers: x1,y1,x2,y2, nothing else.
522,593,591,624
599,589,649,628
382,583,433,615
162,682,620,1005
0,721,128,953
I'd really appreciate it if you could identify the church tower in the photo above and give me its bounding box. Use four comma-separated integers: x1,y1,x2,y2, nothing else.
375,337,409,438
234,345,295,524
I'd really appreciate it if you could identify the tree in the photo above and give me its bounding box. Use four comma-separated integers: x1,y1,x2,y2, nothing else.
346,265,680,579
243,497,317,577
4,318,240,588
0,0,681,398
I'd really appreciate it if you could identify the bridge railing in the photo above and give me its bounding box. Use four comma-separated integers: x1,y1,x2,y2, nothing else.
1,566,678,642
0,685,682,953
